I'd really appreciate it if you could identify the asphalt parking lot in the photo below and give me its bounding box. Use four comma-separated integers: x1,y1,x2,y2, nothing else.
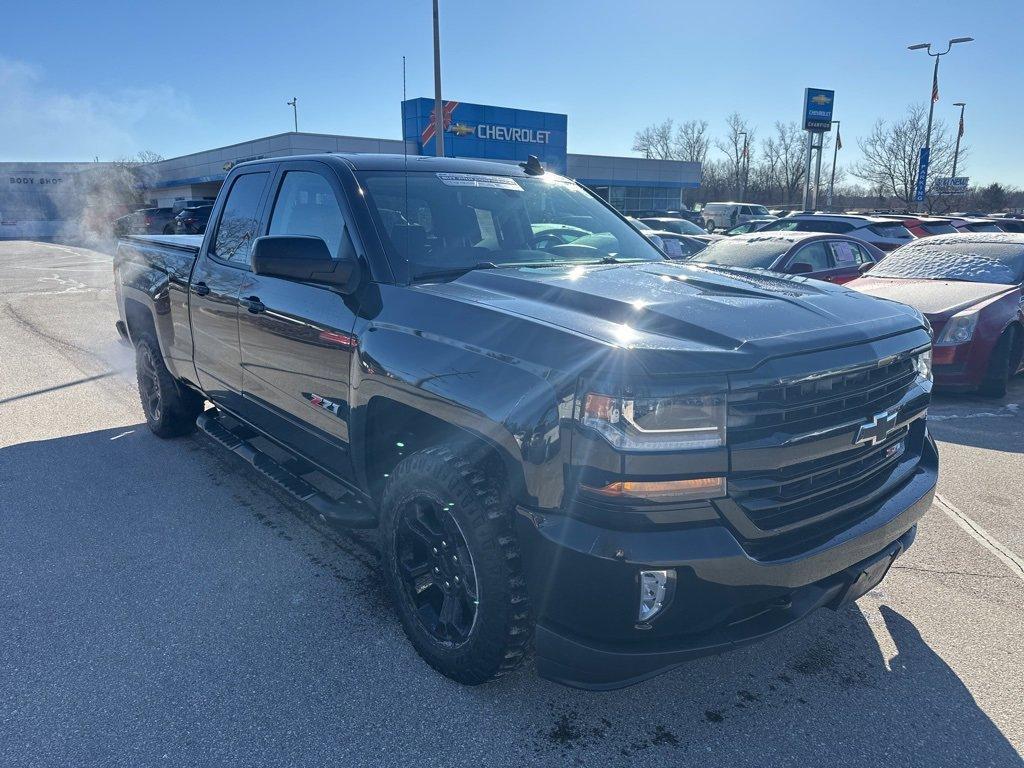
1,240,1022,767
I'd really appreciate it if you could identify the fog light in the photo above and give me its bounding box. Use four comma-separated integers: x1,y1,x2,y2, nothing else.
583,477,726,501
639,569,674,623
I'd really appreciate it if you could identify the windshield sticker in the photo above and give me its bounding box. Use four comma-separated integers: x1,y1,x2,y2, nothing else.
436,173,522,191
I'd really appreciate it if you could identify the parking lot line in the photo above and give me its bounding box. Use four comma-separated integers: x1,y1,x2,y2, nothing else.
934,492,1024,581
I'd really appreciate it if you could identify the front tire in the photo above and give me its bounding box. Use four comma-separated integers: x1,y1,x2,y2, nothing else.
379,446,531,685
704,219,715,233
979,327,1020,398
135,334,204,437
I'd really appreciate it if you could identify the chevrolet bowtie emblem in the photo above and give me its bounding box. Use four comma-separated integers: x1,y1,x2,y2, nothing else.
855,410,898,446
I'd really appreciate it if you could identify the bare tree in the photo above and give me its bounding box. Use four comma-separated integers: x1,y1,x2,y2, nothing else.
715,113,753,199
852,104,960,211
632,119,676,160
674,120,710,165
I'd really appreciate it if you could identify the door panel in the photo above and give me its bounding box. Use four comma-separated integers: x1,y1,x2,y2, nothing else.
188,170,271,409
237,163,358,480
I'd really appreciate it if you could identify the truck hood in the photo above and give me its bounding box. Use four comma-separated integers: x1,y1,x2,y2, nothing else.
847,277,1015,319
414,261,925,375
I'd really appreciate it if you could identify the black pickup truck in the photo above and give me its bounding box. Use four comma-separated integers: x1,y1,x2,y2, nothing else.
114,154,937,690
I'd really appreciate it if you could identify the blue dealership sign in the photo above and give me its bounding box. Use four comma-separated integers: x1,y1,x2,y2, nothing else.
402,98,568,174
915,147,930,202
802,88,835,132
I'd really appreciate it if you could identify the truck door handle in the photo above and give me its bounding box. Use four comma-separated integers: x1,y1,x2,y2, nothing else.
241,296,265,314
193,281,210,296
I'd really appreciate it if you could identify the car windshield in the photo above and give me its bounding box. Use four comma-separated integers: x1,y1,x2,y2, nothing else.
749,205,771,216
690,236,792,269
629,218,653,231
359,171,664,279
668,218,706,235
868,241,1024,284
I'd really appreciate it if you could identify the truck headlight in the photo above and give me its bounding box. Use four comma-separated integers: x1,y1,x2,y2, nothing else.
935,310,978,346
580,392,726,451
914,349,933,382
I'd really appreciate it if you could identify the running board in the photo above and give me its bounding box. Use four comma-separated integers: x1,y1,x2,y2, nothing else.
197,410,377,529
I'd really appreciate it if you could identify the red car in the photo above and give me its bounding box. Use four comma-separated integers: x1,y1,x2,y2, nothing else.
849,233,1024,396
877,215,959,238
692,231,884,284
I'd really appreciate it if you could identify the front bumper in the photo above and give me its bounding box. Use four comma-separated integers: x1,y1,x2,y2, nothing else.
517,434,937,690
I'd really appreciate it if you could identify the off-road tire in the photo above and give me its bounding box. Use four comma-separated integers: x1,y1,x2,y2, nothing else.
379,446,532,685
135,334,204,437
979,327,1019,398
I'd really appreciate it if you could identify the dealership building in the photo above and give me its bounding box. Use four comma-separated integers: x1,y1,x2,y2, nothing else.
1,99,700,239
146,99,700,214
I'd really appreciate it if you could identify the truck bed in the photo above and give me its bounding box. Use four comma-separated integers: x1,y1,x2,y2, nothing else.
122,234,204,253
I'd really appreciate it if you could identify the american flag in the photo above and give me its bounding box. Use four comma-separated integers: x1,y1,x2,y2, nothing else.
836,128,843,151
958,113,965,138
931,69,939,103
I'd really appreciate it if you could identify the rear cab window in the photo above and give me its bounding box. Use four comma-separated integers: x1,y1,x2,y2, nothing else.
212,172,270,265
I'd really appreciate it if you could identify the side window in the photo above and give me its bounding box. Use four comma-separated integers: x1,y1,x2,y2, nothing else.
741,206,753,215
268,171,345,256
791,242,832,271
831,240,870,266
213,172,269,264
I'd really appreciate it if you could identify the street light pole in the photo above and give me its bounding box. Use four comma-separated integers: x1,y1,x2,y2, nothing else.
952,102,966,178
827,120,840,210
908,37,973,211
287,97,298,132
432,0,445,157
738,131,747,201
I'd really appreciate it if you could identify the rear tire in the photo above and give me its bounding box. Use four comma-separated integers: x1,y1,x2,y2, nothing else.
704,220,715,233
979,327,1019,398
379,446,531,685
135,334,204,437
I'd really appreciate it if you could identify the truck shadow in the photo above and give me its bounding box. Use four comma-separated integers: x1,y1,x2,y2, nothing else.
1,426,1018,767
511,601,1020,766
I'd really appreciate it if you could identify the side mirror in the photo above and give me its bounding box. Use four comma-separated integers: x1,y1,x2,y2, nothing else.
788,262,814,275
858,262,874,274
251,235,360,293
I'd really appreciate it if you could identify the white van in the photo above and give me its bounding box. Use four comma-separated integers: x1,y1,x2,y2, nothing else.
701,202,775,232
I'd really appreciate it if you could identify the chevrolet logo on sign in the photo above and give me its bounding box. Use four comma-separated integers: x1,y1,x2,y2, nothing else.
855,410,899,446
810,93,832,105
448,123,475,137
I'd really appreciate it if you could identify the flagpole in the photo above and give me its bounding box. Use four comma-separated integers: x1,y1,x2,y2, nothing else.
952,102,966,179
827,120,840,211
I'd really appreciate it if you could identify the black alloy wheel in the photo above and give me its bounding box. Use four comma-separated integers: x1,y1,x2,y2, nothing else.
394,495,480,646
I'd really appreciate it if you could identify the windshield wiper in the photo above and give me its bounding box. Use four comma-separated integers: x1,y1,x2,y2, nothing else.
412,262,499,281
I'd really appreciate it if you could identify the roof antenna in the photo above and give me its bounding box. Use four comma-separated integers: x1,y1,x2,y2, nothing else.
520,154,545,176
402,56,410,266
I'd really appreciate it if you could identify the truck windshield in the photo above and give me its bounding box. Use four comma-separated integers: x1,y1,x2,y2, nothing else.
358,171,664,279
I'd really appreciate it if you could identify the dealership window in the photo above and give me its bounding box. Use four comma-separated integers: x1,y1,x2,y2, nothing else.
603,185,683,215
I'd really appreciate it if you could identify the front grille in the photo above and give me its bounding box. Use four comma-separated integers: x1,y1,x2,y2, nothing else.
730,428,910,531
728,356,917,443
724,354,929,553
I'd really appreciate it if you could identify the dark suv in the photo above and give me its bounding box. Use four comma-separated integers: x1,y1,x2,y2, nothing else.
173,205,213,234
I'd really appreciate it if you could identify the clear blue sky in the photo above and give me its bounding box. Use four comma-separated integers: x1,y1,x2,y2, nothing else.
3,0,1022,186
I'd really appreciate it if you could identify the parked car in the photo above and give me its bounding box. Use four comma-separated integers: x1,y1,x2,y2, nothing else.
848,233,1024,396
692,232,884,284
638,216,712,237
114,153,936,690
758,213,915,251
986,217,1024,234
871,215,958,238
724,219,775,236
630,218,710,259
633,208,704,226
952,217,1007,234
171,198,216,215
173,205,213,234
701,202,775,233
134,207,177,234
